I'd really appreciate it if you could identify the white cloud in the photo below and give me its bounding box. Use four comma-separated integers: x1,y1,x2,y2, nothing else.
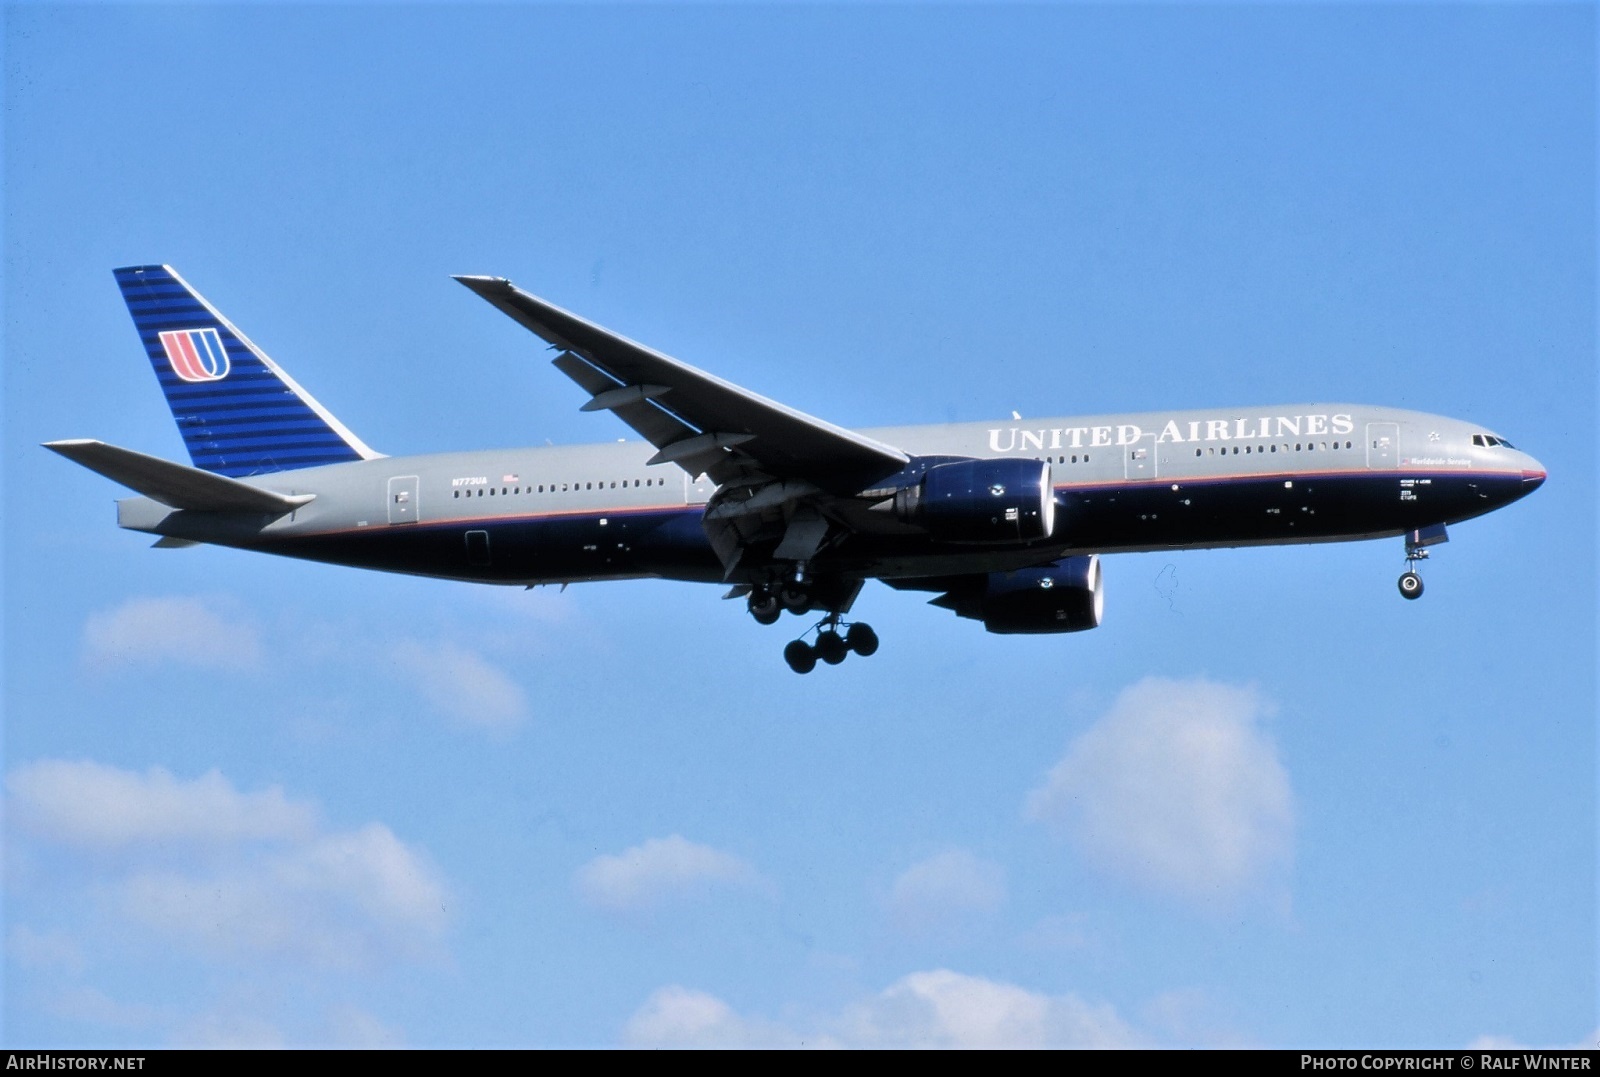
842,970,1143,1048
391,639,529,732
7,759,449,971
119,822,449,968
624,971,1143,1048
82,596,260,671
884,849,1006,935
623,986,816,1048
575,835,767,913
8,760,315,851
1026,677,1294,904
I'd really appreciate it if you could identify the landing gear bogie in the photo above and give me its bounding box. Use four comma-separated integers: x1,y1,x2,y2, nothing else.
781,614,879,673
783,639,817,674
846,623,879,656
815,630,848,665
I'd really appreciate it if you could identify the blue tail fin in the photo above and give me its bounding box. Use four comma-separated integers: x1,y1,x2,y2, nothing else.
114,265,379,477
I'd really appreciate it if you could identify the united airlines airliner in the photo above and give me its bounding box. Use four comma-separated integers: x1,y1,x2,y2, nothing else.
48,266,1546,673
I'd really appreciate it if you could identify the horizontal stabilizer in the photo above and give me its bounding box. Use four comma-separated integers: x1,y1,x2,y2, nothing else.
43,440,314,514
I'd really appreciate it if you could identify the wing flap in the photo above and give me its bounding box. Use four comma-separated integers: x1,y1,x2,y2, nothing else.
44,439,314,514
455,276,909,494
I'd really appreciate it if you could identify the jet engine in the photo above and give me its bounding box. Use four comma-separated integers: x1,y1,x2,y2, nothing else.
891,458,1057,543
931,555,1103,634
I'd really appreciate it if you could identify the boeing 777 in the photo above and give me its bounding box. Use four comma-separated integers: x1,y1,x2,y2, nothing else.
48,266,1547,673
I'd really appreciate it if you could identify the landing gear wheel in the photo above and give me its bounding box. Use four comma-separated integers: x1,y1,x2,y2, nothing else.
783,640,816,674
781,587,812,614
845,623,879,657
1398,571,1424,600
749,590,781,626
815,630,848,665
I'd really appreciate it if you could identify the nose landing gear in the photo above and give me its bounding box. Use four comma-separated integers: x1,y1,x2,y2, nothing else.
782,614,880,674
1397,524,1448,600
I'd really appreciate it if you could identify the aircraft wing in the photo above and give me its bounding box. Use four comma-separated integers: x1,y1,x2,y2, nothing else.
454,276,909,495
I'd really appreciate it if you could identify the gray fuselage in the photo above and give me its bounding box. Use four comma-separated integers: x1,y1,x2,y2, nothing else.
114,403,1546,588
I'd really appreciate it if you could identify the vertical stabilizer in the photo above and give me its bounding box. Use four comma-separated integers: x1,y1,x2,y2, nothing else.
114,265,380,477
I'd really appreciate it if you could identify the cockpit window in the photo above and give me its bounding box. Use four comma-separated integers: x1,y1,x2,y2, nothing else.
1473,433,1515,449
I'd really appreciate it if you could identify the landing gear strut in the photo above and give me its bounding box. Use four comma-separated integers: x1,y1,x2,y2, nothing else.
1397,524,1447,600
783,614,880,674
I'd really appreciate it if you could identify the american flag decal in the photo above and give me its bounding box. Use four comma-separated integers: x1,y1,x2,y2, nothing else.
159,327,231,382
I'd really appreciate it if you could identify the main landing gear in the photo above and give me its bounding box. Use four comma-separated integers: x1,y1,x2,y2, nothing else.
746,581,812,624
782,616,879,675
747,578,876,673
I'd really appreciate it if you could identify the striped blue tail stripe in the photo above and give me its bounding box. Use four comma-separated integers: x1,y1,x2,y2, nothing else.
115,265,378,478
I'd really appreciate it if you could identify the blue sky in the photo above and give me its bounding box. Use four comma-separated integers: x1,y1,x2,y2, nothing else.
3,2,1593,1048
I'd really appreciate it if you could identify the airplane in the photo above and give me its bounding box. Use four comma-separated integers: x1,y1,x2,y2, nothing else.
47,265,1547,674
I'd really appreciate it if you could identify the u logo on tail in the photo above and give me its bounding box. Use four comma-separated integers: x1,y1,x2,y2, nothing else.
158,327,231,382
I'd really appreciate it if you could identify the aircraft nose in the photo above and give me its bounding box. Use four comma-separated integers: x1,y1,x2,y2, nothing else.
1520,454,1547,491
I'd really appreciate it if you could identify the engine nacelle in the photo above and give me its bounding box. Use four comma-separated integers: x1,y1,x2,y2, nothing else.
933,555,1103,634
893,458,1057,543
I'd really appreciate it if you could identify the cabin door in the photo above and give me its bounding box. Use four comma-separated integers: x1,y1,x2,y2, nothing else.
1125,436,1157,480
1366,424,1398,469
387,475,420,524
